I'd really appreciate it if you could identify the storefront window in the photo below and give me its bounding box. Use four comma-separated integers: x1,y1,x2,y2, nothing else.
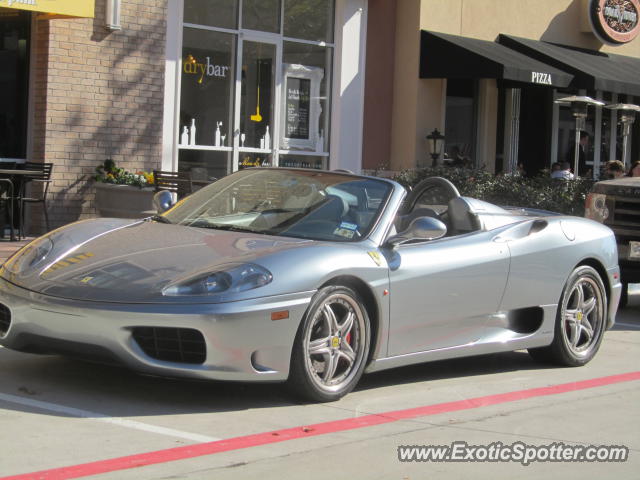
598,92,615,175
282,41,332,154
556,98,596,178
180,27,235,146
179,28,235,177
179,150,230,183
177,0,334,178
239,152,274,169
284,0,334,43
183,0,238,29
0,10,30,160
598,94,640,172
239,41,275,152
279,154,325,169
242,0,280,33
444,79,475,167
631,96,640,166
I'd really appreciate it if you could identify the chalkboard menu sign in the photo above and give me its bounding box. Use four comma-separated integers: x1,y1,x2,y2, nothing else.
285,77,311,140
280,64,324,151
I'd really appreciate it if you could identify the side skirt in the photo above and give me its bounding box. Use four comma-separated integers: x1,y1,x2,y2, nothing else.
366,304,557,374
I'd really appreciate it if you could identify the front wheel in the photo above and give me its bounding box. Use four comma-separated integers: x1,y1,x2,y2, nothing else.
287,286,370,402
529,266,607,366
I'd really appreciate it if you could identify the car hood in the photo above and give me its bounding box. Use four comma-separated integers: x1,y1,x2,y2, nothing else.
592,177,640,197
1,218,313,303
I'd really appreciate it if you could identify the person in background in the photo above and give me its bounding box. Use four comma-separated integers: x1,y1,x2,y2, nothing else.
628,161,640,177
551,161,574,180
567,131,591,177
604,160,625,179
550,162,562,176
449,146,471,168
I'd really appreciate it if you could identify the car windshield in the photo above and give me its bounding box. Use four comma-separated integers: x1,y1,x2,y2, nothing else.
161,169,393,242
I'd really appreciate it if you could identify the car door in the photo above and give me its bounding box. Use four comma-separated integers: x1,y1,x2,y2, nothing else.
386,230,510,356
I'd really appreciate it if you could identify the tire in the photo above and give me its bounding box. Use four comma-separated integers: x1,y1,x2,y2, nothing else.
528,266,607,366
287,285,370,402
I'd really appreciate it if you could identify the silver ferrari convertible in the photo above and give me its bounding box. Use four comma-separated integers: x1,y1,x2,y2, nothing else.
0,168,622,401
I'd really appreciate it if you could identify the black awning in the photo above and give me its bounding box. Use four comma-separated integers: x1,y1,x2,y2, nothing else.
498,34,640,96
420,31,573,88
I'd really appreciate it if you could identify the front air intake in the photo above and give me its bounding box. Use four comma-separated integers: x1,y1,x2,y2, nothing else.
132,327,206,364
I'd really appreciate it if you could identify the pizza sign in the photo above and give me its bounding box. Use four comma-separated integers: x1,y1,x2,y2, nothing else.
589,0,640,44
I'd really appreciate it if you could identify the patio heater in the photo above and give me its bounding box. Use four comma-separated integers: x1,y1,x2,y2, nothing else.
555,96,604,176
426,128,445,167
604,103,640,169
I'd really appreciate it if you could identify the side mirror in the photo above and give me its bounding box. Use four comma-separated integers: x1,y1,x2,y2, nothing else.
386,216,447,247
153,190,175,213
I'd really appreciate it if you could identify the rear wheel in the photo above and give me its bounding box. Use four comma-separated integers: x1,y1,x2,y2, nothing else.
529,266,607,366
287,286,370,402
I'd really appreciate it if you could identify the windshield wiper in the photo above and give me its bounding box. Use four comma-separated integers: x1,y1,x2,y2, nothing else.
148,215,172,224
186,221,260,233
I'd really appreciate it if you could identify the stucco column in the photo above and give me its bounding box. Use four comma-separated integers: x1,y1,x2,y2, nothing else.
390,0,446,170
475,79,498,172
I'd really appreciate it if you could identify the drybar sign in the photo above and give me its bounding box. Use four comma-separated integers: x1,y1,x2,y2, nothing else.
0,0,94,17
589,0,639,44
183,54,230,84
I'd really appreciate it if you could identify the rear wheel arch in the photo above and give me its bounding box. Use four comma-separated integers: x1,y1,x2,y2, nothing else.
529,263,607,366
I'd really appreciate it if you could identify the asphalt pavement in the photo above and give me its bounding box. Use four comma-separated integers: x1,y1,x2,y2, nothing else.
0,288,638,479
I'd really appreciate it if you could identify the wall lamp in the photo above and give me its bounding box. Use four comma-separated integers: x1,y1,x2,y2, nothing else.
426,128,445,167
105,0,122,31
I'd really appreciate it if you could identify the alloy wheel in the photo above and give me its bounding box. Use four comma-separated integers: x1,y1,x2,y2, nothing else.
560,274,604,357
302,292,367,394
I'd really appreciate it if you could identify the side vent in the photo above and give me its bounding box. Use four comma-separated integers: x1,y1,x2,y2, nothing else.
507,307,544,334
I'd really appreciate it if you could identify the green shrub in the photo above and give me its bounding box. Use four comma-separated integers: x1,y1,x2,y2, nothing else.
392,167,594,216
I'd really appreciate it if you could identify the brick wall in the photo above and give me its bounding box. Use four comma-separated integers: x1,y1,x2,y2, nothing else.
29,0,167,234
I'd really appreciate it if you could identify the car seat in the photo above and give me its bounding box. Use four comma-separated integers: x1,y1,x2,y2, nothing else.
447,197,481,235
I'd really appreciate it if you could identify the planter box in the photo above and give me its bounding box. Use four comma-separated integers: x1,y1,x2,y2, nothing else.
94,183,156,218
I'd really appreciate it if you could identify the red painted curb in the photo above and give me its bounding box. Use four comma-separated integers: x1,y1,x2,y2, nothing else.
3,371,639,480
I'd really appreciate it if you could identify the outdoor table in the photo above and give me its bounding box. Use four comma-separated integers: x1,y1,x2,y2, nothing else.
0,169,40,241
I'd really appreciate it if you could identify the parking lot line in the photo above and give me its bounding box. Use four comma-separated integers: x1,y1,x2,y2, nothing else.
2,370,638,480
0,393,219,443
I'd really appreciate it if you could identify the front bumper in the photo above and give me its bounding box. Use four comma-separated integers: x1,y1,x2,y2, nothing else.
607,265,622,329
617,240,640,283
0,278,313,382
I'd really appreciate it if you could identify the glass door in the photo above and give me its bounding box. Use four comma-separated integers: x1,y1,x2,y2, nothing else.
234,35,281,170
0,10,30,161
178,27,236,182
176,0,335,178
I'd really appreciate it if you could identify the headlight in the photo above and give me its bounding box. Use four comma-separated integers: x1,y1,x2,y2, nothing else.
585,193,609,223
2,236,54,275
162,263,273,296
